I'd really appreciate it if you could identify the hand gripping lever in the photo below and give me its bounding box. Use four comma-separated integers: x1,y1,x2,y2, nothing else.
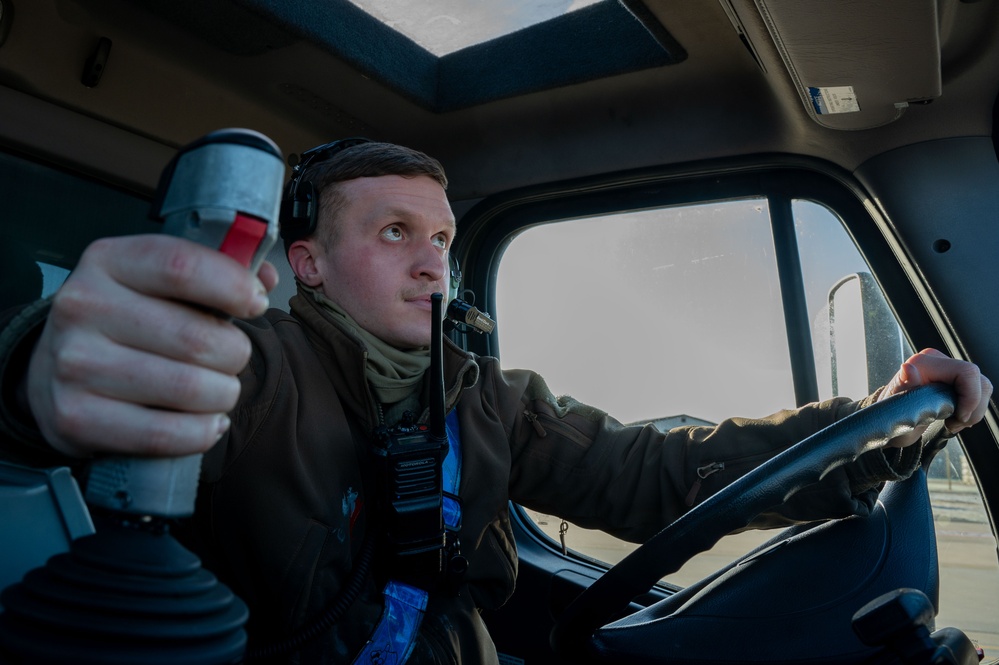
85,128,282,518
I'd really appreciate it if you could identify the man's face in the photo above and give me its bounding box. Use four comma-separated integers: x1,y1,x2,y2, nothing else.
310,174,455,349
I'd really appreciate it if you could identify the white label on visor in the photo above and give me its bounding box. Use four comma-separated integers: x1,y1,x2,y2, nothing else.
808,86,861,114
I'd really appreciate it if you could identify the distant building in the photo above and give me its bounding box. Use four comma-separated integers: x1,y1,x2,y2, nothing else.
630,414,715,432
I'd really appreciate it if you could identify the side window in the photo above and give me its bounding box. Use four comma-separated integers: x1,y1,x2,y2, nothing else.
497,198,797,585
497,198,795,426
0,149,154,313
495,192,999,647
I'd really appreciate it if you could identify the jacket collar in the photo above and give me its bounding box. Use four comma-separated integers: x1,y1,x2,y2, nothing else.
289,287,479,429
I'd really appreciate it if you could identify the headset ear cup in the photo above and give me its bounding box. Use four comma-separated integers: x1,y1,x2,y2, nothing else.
279,179,317,242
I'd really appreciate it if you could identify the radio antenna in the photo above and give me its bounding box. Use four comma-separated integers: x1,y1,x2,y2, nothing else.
429,292,446,440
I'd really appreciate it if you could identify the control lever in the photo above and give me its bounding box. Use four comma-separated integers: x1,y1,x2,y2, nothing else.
86,128,282,518
0,128,284,664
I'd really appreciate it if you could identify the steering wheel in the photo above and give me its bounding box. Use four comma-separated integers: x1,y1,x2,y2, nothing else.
551,383,956,664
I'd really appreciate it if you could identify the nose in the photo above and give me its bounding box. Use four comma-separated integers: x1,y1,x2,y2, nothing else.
411,239,447,284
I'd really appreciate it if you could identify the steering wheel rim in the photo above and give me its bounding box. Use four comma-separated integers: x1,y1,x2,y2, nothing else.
550,383,956,660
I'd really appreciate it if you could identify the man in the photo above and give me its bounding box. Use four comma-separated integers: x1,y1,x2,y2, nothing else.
0,140,992,663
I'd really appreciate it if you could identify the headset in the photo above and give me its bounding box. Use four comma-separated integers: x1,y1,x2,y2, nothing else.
279,137,373,244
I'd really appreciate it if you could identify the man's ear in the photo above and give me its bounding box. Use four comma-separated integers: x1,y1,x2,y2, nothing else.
287,239,323,287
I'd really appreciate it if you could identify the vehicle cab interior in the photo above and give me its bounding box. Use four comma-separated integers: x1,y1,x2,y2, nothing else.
0,0,998,663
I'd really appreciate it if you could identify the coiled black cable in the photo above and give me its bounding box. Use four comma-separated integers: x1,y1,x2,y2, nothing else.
245,533,376,661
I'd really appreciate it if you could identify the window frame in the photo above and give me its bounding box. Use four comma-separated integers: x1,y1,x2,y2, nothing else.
453,156,999,563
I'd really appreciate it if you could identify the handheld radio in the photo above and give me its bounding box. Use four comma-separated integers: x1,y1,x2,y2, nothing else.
370,292,453,586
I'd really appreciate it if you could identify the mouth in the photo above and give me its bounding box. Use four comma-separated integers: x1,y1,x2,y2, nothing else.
404,293,436,311
405,289,444,304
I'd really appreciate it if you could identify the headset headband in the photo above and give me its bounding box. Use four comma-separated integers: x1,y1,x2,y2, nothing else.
279,137,373,243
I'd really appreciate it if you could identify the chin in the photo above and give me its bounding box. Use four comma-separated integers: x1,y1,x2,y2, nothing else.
384,329,431,350
403,337,433,350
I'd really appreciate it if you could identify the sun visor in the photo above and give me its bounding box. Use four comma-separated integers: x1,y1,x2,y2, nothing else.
727,0,942,130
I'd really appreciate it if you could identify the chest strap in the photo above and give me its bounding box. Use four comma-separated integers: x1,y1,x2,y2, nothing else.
353,409,462,664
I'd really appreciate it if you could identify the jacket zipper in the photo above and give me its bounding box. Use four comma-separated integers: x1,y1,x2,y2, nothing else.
523,410,547,437
684,462,725,507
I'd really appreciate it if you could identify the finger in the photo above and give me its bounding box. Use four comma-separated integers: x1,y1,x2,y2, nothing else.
110,294,252,374
899,360,923,388
897,349,948,388
943,363,981,424
971,375,994,423
903,349,986,428
257,260,280,293
880,358,923,399
53,244,257,374
51,278,253,376
956,367,988,423
947,374,993,432
40,389,231,457
53,333,243,414
87,235,270,319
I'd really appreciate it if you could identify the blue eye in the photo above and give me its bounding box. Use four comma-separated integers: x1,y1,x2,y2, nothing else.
383,226,403,241
432,234,448,249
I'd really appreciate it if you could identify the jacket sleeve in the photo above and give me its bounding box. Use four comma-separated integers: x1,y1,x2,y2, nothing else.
0,299,82,469
494,363,924,543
